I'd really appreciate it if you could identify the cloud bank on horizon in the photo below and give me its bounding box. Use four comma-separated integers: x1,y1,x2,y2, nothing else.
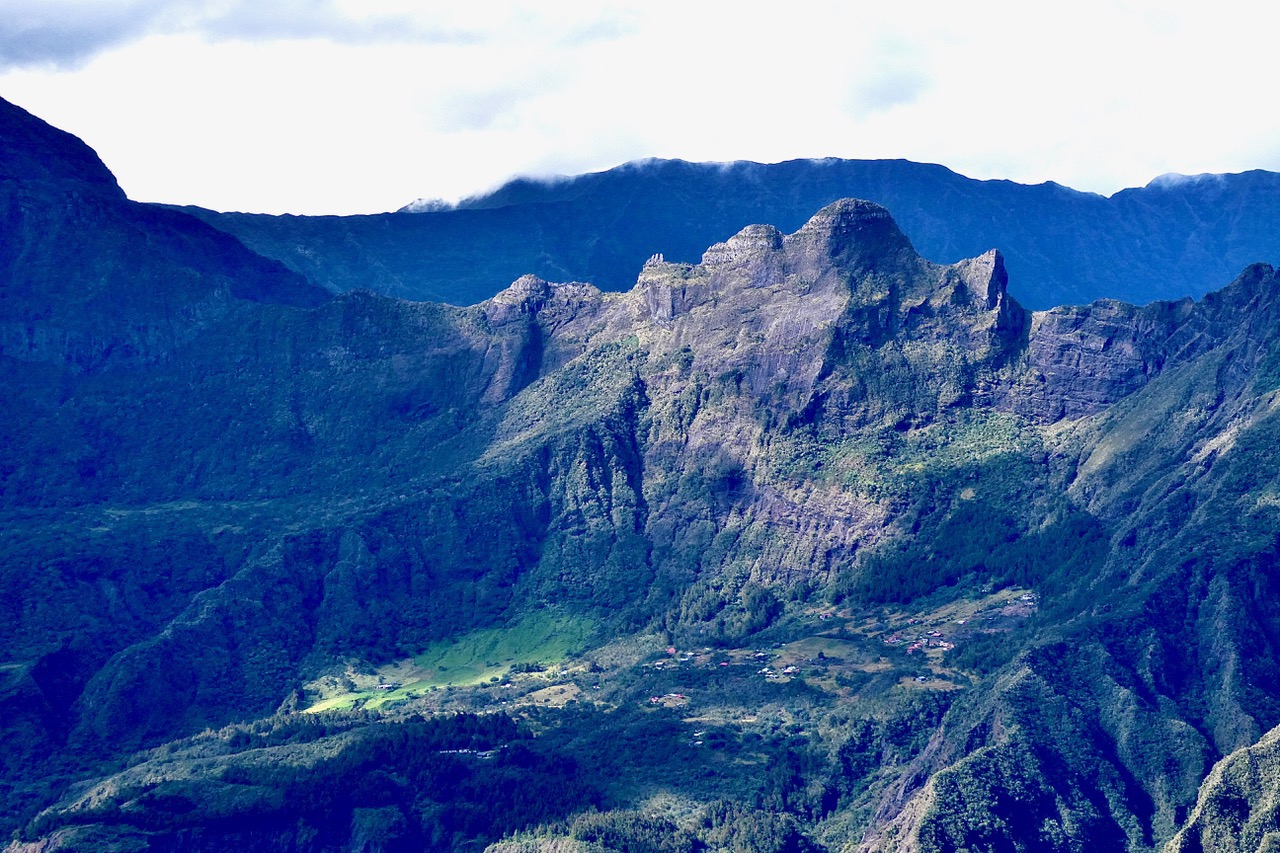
2,0,1277,215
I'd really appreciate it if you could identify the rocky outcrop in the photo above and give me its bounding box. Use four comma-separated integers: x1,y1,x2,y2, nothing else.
1010,298,1198,421
1006,263,1280,422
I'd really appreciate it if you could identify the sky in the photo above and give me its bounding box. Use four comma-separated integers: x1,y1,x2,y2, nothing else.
2,1,1278,215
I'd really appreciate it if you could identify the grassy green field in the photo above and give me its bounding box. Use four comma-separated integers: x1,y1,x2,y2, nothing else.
304,611,598,712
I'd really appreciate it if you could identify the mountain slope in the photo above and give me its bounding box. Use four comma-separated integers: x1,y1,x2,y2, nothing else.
8,199,1280,852
1167,722,1280,853
0,96,328,374
5,100,1280,853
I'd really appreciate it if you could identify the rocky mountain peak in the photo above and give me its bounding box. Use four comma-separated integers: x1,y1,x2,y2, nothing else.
491,274,555,307
784,198,918,276
952,249,1010,310
797,196,896,231
1201,262,1278,315
487,274,605,321
628,200,1018,340
700,223,785,268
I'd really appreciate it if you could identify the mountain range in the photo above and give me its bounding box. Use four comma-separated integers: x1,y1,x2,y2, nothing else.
178,157,1280,312
4,93,1280,852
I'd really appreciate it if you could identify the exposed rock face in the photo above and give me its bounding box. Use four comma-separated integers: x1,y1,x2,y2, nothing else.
1015,299,1186,420
624,199,930,407
1010,263,1280,422
618,200,1020,407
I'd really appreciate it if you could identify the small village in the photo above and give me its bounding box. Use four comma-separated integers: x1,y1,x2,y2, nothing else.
299,586,1040,727
633,585,1039,704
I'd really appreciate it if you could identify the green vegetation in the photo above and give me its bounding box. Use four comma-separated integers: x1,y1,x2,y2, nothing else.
19,712,599,852
305,611,598,711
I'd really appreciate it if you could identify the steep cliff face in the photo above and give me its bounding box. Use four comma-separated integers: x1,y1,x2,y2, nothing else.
856,264,1280,853
1007,263,1280,423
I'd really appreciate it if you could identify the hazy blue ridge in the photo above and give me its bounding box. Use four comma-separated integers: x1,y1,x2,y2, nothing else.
180,157,1280,310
